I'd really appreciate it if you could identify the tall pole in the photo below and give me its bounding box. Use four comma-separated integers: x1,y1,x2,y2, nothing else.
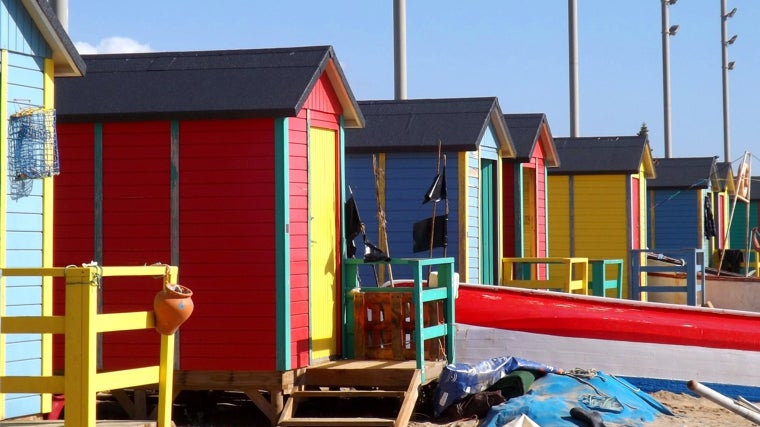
393,0,407,100
51,0,69,31
720,0,733,163
568,0,579,137
661,1,673,158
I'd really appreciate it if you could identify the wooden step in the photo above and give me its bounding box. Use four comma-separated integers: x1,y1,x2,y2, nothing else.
277,364,422,427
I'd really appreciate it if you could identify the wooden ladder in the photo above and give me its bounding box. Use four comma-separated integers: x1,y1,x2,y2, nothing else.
277,363,422,427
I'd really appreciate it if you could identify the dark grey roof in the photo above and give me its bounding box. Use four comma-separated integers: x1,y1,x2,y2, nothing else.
54,46,363,126
503,113,558,166
648,157,717,189
345,97,513,154
23,0,85,76
548,136,651,175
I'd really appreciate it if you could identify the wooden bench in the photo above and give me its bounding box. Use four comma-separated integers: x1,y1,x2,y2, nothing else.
501,257,589,294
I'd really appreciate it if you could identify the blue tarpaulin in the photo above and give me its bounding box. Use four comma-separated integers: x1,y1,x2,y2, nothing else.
481,371,675,426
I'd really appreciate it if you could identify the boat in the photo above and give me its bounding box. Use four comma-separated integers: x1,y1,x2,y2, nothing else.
454,283,760,398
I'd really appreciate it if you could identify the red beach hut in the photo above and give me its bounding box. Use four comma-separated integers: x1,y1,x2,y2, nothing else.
52,45,364,383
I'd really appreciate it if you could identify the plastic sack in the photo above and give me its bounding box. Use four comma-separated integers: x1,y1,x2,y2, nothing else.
432,356,563,417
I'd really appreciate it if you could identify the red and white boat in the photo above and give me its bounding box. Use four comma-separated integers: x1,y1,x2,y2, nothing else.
455,283,760,392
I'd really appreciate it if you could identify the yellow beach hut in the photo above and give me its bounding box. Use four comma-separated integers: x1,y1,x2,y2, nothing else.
547,136,655,297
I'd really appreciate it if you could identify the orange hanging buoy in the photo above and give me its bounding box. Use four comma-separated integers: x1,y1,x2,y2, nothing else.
153,283,194,335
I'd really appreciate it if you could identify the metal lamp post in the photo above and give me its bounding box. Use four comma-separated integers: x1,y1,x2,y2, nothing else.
661,0,678,158
721,1,737,162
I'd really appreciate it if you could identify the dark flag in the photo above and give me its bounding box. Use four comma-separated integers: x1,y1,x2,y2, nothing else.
412,214,448,253
422,166,447,205
364,240,390,263
344,196,363,257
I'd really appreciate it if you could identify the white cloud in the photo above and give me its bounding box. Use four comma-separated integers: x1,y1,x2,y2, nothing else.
75,37,152,54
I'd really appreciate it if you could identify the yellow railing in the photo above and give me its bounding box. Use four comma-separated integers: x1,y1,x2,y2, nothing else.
0,264,178,427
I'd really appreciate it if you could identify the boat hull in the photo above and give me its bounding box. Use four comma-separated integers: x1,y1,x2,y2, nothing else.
455,284,760,389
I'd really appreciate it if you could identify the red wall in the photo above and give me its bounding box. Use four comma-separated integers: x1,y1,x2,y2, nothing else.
502,165,517,257
178,119,277,370
53,72,345,373
53,122,97,370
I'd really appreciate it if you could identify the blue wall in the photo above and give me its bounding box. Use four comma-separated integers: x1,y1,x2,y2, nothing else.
1,0,52,416
346,152,459,285
649,189,704,251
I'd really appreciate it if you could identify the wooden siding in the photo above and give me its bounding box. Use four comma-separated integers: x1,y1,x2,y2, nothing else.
465,152,479,283
288,111,309,369
179,118,277,371
535,157,547,259
480,123,499,161
548,174,634,289
729,201,756,250
385,153,460,279
99,121,171,370
4,50,46,418
547,176,571,257
649,190,702,250
0,0,51,58
344,153,382,286
502,164,517,257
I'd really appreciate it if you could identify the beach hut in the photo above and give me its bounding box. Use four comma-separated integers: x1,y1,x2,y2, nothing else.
729,176,760,252
547,136,655,296
502,113,559,266
53,46,364,398
647,157,724,266
0,0,84,419
714,161,737,251
344,97,515,285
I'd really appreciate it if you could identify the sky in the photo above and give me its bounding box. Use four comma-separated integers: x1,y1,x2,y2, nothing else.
65,1,760,166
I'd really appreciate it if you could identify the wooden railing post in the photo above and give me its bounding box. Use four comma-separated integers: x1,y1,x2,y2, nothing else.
63,266,99,427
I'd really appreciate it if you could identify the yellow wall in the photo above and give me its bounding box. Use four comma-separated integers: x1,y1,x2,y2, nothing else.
548,173,635,294
547,176,571,257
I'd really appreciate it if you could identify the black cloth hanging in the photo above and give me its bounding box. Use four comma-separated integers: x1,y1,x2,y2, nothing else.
412,214,448,253
704,195,716,239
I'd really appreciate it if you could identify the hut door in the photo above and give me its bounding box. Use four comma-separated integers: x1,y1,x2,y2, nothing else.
480,159,498,284
523,168,537,257
308,127,338,362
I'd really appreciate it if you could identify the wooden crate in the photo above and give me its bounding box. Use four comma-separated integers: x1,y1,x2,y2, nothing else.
353,291,445,361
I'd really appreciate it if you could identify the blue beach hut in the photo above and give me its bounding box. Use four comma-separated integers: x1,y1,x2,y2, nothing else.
0,0,84,419
647,157,722,265
345,97,516,286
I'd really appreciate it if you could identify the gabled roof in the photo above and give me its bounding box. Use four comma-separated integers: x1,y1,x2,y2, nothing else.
22,0,85,76
503,113,559,166
55,45,363,127
549,136,655,178
715,161,736,194
344,97,515,156
648,157,717,189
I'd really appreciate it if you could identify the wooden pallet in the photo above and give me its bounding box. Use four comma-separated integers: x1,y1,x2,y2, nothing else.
277,361,422,427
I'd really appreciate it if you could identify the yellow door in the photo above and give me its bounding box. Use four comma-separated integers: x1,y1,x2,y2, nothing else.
308,127,338,362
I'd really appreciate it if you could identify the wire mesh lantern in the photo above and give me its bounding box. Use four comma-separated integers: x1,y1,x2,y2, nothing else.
7,108,59,199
